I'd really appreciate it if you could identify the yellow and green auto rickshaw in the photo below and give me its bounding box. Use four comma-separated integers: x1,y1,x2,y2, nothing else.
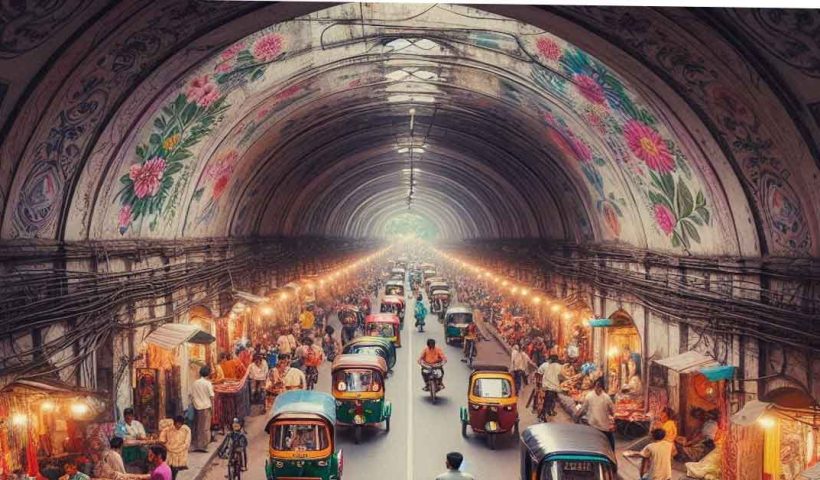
520,423,617,480
265,390,341,480
342,336,396,371
444,305,474,345
331,354,392,444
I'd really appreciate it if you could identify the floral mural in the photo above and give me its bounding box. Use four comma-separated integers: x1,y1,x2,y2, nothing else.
530,37,711,250
115,32,286,235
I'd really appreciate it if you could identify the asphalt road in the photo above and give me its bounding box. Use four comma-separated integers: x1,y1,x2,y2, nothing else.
202,286,539,480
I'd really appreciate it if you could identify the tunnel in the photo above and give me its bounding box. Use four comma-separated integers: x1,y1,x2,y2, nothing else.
0,3,818,480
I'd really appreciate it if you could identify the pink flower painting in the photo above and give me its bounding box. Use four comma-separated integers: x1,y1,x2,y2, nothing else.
186,76,220,107
536,37,562,61
653,203,677,235
573,74,607,106
129,157,166,198
220,42,245,61
623,120,675,173
252,33,283,62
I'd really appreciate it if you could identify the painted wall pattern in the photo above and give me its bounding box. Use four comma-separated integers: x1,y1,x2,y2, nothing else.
557,6,817,255
527,38,711,249
1,3,815,257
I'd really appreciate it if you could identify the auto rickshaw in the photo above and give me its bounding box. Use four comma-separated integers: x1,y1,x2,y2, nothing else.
380,295,406,327
444,305,474,344
425,277,446,296
339,304,361,346
341,336,396,371
364,313,401,348
430,288,451,320
519,423,617,480
264,390,341,480
390,267,405,279
331,354,392,444
460,365,518,450
384,280,405,297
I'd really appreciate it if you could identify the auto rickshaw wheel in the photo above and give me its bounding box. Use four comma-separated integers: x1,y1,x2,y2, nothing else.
487,433,496,450
385,416,390,432
461,421,468,438
513,420,519,436
354,425,363,444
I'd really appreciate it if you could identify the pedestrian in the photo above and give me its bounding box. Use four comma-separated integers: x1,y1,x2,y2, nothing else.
537,355,563,420
159,415,190,480
574,379,615,450
146,445,172,480
190,366,214,452
95,437,126,479
509,344,530,393
276,328,293,356
248,354,269,404
435,451,474,480
639,428,673,480
59,462,90,480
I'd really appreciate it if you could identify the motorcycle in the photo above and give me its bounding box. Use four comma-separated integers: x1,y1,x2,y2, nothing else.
421,362,445,404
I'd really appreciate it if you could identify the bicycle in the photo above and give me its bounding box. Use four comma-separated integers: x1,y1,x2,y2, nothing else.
305,365,319,390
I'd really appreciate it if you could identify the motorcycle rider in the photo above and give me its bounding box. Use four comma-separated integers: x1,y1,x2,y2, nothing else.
418,338,447,390
414,295,428,331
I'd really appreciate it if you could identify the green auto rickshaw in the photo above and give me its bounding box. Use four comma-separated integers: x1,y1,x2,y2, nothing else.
331,354,392,444
444,305,474,344
342,336,397,371
520,423,617,480
265,390,341,480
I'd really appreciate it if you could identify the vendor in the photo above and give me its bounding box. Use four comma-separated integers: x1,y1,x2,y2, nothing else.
117,408,147,443
676,409,719,462
219,352,245,379
619,357,643,397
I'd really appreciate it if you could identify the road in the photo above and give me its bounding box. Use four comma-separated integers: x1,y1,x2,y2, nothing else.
202,286,540,480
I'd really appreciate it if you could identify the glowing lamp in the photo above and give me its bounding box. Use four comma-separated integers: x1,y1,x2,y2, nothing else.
11,413,28,426
502,280,509,286
520,288,529,296
550,304,562,313
260,305,274,316
279,292,289,301
41,401,56,412
70,401,90,416
607,346,620,357
532,297,542,304
510,287,519,294
562,311,574,321
758,416,775,429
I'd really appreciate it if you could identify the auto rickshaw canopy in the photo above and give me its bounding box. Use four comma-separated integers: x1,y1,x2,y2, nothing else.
365,313,401,325
265,390,337,433
521,423,617,467
331,353,388,374
381,295,405,307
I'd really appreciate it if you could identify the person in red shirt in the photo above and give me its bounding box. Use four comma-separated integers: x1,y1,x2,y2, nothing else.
418,339,447,390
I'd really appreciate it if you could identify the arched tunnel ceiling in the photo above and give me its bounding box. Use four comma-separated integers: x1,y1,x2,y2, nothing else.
2,3,818,257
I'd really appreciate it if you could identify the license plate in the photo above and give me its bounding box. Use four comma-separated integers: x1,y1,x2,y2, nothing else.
563,462,592,471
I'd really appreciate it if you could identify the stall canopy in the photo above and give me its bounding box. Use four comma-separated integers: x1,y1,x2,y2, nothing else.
654,351,721,373
731,400,773,426
145,323,215,349
233,290,268,304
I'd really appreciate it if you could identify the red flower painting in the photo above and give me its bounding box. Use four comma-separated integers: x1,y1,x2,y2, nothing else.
129,156,166,198
623,120,675,173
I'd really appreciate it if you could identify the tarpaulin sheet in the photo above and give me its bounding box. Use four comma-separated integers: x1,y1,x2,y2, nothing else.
144,323,215,349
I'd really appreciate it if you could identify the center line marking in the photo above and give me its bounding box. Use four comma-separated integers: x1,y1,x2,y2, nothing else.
406,280,415,480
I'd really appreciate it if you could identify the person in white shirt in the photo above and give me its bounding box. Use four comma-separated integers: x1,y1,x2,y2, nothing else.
190,366,215,452
248,354,269,404
574,379,615,450
509,344,530,394
639,428,673,480
537,355,563,419
119,408,147,443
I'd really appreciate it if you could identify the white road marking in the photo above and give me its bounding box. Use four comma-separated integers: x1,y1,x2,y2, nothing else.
406,286,415,480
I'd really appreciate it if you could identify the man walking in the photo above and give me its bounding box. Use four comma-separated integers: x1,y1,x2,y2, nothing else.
435,452,474,480
574,379,615,450
639,429,674,480
537,355,563,420
190,366,214,452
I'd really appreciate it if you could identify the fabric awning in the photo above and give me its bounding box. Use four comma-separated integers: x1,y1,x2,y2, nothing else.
731,400,772,426
653,351,720,373
144,323,215,349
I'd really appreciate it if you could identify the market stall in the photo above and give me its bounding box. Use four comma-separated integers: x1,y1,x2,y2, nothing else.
732,389,820,480
212,368,251,432
0,379,108,480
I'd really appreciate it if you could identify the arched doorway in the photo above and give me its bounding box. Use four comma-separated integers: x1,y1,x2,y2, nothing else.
603,309,645,421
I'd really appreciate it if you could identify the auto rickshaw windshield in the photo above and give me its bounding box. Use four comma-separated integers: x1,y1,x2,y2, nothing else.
369,324,395,337
271,422,330,452
333,369,382,393
472,377,513,398
448,313,471,324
